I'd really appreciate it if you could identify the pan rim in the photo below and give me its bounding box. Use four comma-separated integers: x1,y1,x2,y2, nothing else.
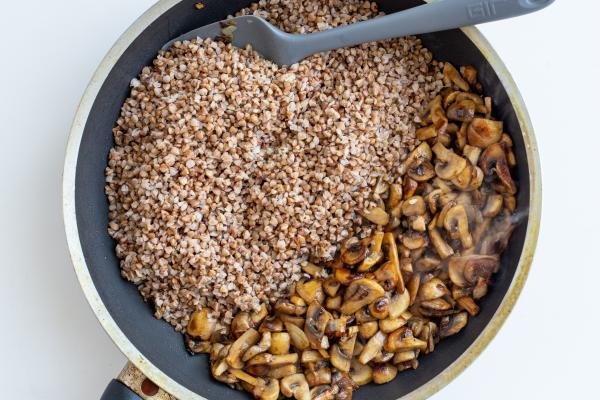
62,0,542,398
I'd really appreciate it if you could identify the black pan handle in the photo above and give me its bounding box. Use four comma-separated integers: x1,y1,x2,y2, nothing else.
101,362,175,400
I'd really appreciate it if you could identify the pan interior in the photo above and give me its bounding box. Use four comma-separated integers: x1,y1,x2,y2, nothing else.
74,0,530,398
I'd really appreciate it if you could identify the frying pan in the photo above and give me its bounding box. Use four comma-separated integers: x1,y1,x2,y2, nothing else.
62,0,542,399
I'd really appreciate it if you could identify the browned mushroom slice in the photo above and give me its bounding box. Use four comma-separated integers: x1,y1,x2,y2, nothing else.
322,277,341,298
302,262,326,278
296,279,325,304
280,374,310,400
373,262,397,292
456,121,468,150
387,183,403,210
420,298,452,313
334,267,359,286
438,311,469,339
359,321,379,339
446,99,476,122
259,316,283,333
371,363,398,384
341,237,368,265
430,95,448,134
231,312,253,339
305,361,332,387
399,142,432,175
226,328,260,369
275,299,307,316
384,327,427,353
361,207,390,226
432,142,468,180
383,232,405,293
455,296,479,316
403,175,419,200
451,162,480,191
269,332,290,355
379,316,408,334
455,92,486,113
277,314,305,329
369,296,390,319
331,371,358,400
418,277,450,301
503,194,516,212
479,143,517,194
462,144,482,166
472,277,489,300
416,124,437,140
340,278,385,315
325,295,342,311
428,225,454,259
246,352,299,369
310,385,339,400
350,358,373,385
402,196,426,216
467,118,503,148
243,332,272,361
251,378,280,400
187,308,217,341
325,317,347,338
443,63,470,91
463,255,499,284
400,231,427,250
284,321,310,351
305,302,332,350
406,160,436,182
359,330,387,364
330,330,357,372
357,232,384,272
443,205,473,249
461,65,478,86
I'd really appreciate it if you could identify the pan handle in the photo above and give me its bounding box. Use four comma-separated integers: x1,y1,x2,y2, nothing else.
100,362,176,400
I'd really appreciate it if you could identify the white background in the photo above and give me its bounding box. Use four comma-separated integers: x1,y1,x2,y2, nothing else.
0,0,598,398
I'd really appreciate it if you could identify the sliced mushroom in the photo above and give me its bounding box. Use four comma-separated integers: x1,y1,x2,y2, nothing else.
340,278,385,315
270,332,290,355
432,142,468,180
301,349,324,364
187,308,216,341
479,143,517,194
428,225,454,259
383,232,405,293
280,374,310,400
463,145,482,165
472,277,489,300
252,378,280,400
430,95,448,134
302,262,325,278
456,296,480,316
310,385,338,400
410,215,427,232
231,312,253,339
403,175,419,199
444,63,470,91
350,358,373,385
402,231,428,250
416,124,437,140
402,196,426,216
305,361,332,387
372,363,398,384
275,299,307,316
330,331,357,372
331,371,358,400
322,277,341,297
296,279,325,305
284,322,310,351
226,328,260,369
414,254,441,272
334,267,357,286
230,369,261,386
443,204,473,249
393,350,416,364
243,332,272,361
359,321,379,339
259,316,283,333
388,289,410,319
325,295,342,311
461,65,478,86
425,188,443,214
407,274,421,306
379,316,408,334
246,352,299,368
305,302,332,350
420,298,452,316
341,237,368,265
357,232,384,272
372,351,395,363
369,296,390,319
387,183,403,210
359,330,387,364
457,121,468,150
355,307,376,324
419,277,450,301
407,161,436,182
325,317,347,338
446,99,476,122
467,118,503,148
361,207,390,226
268,364,297,379
399,142,432,175
384,328,427,353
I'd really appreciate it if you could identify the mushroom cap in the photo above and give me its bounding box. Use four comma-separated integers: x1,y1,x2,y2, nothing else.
467,118,503,148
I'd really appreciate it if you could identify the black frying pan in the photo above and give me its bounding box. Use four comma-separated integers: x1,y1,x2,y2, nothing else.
64,1,539,399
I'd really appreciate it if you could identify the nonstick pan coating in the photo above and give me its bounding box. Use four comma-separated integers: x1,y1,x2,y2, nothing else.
67,0,538,398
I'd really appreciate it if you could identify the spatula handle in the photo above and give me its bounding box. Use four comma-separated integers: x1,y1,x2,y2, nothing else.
291,0,553,62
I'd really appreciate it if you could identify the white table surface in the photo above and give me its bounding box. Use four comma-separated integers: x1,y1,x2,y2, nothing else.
0,0,598,398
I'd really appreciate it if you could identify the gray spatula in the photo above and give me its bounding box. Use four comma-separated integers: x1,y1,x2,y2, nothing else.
163,0,553,65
